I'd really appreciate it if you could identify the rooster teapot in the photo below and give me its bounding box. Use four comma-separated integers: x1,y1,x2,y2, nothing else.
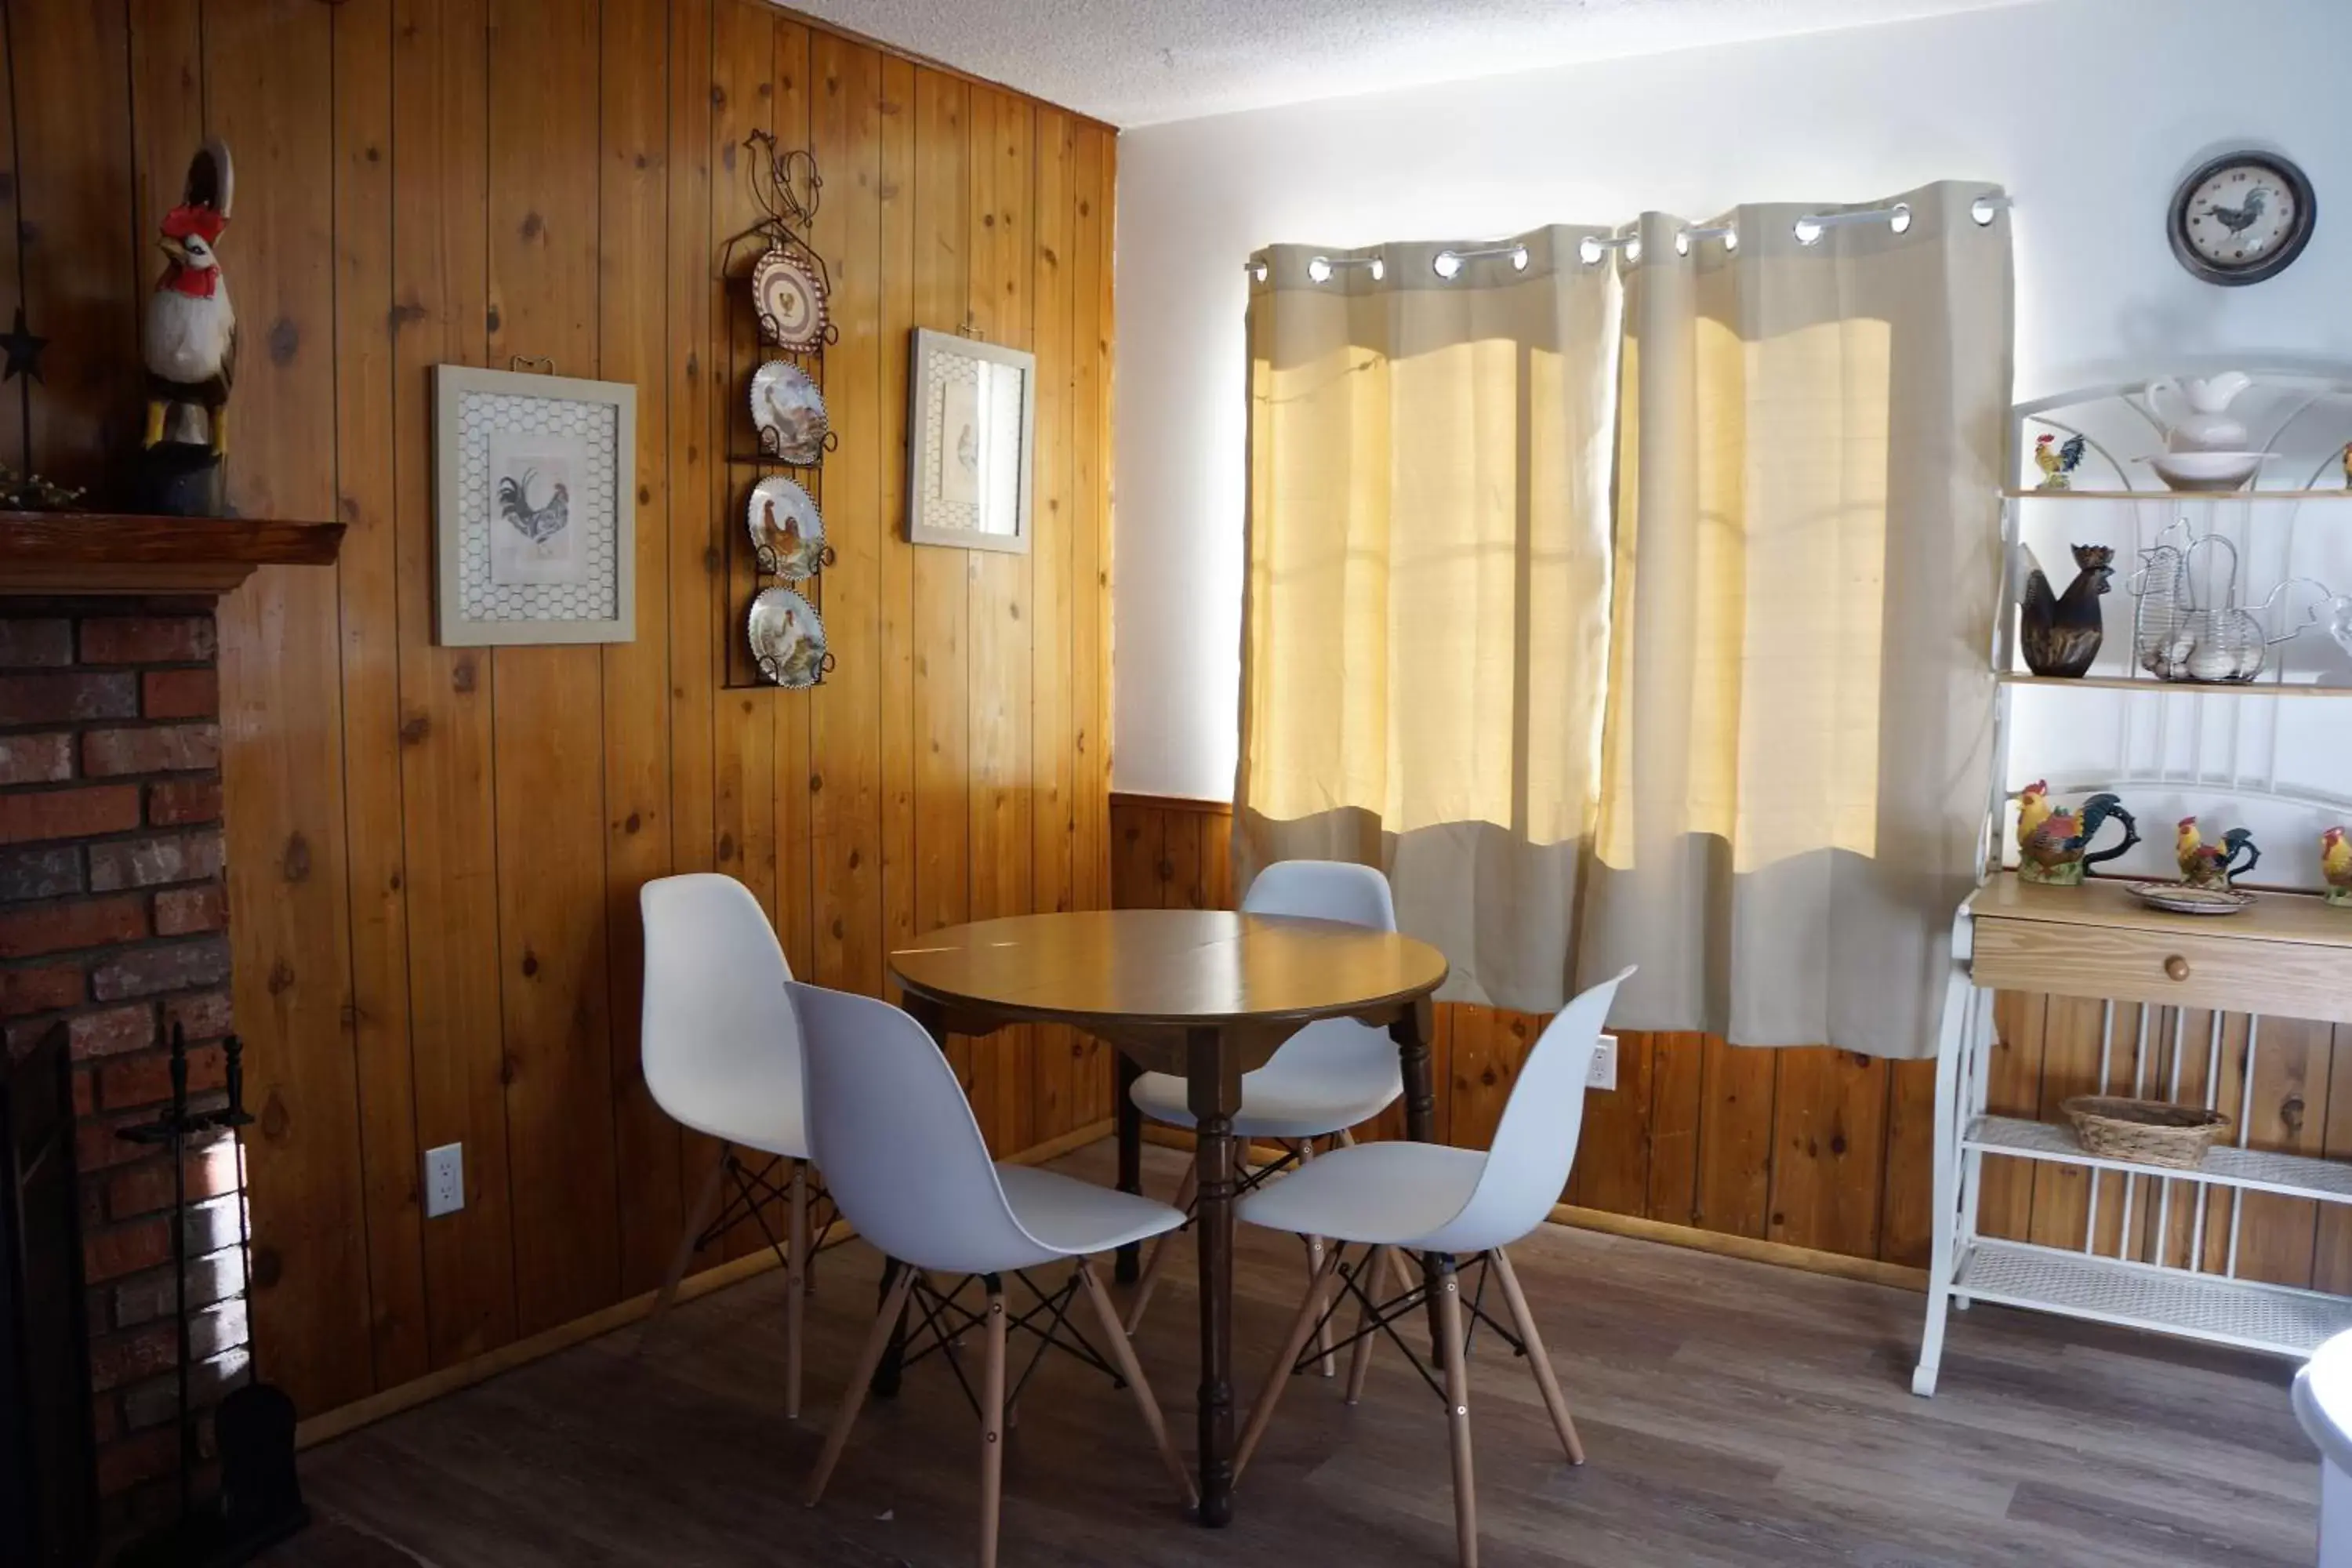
2145,372,2253,453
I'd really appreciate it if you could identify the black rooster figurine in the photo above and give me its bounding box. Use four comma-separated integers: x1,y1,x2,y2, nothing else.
2020,543,2112,679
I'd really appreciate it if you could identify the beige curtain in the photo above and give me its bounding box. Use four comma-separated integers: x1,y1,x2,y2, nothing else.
1236,182,2010,1054
1236,228,1621,1011
1580,183,2010,1056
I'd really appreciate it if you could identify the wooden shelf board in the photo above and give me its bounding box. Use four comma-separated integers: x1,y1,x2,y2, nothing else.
1967,1115,2352,1203
1998,672,2352,698
2004,487,2352,501
1969,874,2352,951
0,512,344,595
1955,1238,2352,1359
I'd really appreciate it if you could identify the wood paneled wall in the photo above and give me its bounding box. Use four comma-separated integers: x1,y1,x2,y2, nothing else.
1,0,1113,1422
1114,795,2352,1282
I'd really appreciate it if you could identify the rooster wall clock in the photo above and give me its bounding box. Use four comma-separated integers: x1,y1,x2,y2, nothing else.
2169,150,2316,286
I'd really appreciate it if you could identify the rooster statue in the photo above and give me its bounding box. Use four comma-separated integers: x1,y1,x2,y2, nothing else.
143,140,235,456
2016,789,2138,885
2015,779,2054,842
2034,432,2086,492
2176,816,2260,890
2322,827,2352,908
2017,543,2112,678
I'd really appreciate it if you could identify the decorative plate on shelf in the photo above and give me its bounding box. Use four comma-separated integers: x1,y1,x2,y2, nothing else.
2125,880,2256,916
746,476,831,579
747,585,832,688
750,360,829,466
751,244,829,351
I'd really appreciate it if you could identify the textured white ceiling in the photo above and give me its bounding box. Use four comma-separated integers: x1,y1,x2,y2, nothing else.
787,0,2039,126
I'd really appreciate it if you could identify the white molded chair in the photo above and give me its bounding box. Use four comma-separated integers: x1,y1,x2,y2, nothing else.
1124,860,1405,1359
1231,967,1634,1568
792,981,1197,1567
639,873,821,1418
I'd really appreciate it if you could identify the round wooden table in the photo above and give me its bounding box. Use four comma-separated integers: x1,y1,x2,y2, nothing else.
889,908,1450,1528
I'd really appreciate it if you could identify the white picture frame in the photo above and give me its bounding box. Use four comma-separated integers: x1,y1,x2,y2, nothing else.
433,364,637,645
906,328,1033,554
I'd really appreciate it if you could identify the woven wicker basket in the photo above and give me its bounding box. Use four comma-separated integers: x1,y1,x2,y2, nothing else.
2060,1095,2230,1170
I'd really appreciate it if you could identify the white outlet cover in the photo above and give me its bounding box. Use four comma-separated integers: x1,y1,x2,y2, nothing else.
1587,1034,1618,1092
424,1142,465,1219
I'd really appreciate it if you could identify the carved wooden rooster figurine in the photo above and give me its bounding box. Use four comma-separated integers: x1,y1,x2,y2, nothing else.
143,140,236,456
2018,545,2111,679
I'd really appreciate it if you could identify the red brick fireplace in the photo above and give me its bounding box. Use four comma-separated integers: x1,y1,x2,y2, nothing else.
0,599,240,1523
0,514,341,1555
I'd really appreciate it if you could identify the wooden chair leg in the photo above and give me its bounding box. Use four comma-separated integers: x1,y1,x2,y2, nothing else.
1435,1258,1479,1568
1299,1139,1335,1377
1123,1156,1197,1335
786,1160,809,1420
1234,1244,1346,1483
1077,1259,1199,1510
641,1144,730,1356
1489,1247,1584,1465
979,1278,1009,1568
1345,1245,1385,1406
806,1264,916,1507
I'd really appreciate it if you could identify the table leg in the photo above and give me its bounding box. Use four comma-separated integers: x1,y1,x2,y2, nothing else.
1392,997,1443,1365
873,996,957,1398
1189,1025,1241,1527
1116,1053,1144,1283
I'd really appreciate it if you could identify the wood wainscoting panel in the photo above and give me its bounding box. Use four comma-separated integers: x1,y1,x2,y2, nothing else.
0,0,1114,1425
1116,793,2351,1280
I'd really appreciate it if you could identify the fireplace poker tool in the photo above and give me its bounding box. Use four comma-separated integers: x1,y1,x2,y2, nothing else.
113,1025,306,1567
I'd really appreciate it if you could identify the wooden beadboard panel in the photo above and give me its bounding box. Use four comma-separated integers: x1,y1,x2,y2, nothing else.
0,0,1112,1422
1114,793,2351,1278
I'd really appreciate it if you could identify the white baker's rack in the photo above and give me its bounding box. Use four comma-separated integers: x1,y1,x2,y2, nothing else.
1913,372,2352,1396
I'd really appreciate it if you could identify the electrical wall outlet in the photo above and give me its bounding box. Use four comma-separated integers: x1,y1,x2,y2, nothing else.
424,1142,465,1218
1587,1034,1618,1092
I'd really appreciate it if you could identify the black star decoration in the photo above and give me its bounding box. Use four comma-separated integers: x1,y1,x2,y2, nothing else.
0,306,47,384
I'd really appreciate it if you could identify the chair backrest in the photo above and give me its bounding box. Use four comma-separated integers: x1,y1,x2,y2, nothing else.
1243,861,1401,1080
1430,967,1634,1254
639,874,801,1141
789,981,1054,1274
1242,858,1396,931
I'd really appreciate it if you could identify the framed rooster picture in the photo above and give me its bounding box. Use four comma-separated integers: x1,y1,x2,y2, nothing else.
432,364,637,645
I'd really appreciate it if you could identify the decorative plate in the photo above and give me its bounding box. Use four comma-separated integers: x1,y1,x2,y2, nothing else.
750,360,829,466
747,585,832,688
751,243,829,351
2125,880,2256,916
746,476,832,579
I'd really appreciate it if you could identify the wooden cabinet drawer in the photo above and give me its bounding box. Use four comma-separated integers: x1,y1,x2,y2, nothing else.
1972,915,2352,1025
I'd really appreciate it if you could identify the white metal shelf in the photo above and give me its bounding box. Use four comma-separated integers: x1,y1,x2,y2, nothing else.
1955,1238,2352,1360
1966,1115,2352,1203
2003,487,2352,501
1997,673,2352,699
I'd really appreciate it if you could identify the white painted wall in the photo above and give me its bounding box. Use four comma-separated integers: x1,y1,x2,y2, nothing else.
1112,0,2352,804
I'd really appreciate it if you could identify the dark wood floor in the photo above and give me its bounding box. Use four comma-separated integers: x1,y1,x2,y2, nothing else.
267,1145,2320,1567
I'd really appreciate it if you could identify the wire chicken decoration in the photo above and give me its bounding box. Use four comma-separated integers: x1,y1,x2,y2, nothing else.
2129,519,2331,684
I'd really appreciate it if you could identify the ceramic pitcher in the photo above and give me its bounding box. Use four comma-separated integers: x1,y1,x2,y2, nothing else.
2147,372,2253,453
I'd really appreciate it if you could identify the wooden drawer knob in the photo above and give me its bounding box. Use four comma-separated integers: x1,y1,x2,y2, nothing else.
2164,954,2191,982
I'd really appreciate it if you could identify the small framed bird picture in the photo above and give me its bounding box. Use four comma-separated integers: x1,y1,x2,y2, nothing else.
433,364,637,645
2168,149,2317,286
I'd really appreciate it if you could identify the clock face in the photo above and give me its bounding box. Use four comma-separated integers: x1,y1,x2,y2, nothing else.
2170,151,2316,285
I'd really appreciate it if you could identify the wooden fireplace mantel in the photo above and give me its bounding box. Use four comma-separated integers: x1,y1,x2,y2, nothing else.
0,512,346,596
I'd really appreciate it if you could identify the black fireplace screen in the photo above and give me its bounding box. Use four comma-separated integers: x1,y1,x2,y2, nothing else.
2,1035,96,1568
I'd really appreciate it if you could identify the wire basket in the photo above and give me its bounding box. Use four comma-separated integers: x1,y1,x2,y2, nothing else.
2061,1095,2231,1170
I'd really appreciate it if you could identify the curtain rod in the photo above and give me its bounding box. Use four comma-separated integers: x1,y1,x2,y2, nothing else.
1247,191,2013,278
